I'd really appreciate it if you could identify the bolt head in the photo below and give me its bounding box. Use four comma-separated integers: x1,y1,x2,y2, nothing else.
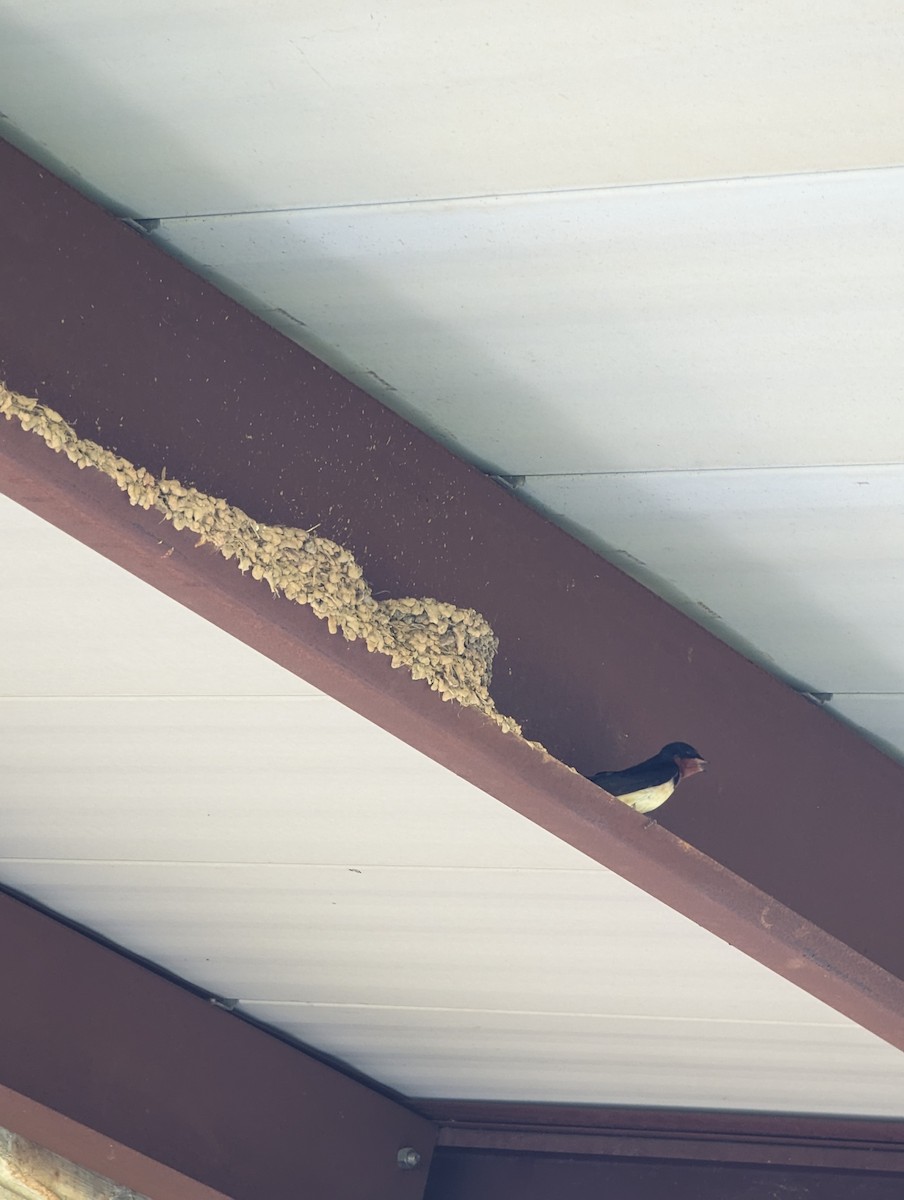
397,1147,421,1170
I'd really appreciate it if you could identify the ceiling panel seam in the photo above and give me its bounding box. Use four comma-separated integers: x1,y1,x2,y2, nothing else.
137,163,904,224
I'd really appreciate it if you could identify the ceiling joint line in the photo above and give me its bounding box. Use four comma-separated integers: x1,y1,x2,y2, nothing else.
127,162,904,225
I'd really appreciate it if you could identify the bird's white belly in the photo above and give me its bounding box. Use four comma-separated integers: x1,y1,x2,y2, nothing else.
618,779,676,814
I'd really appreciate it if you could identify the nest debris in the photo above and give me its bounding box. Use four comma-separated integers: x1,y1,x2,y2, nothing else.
1,383,522,736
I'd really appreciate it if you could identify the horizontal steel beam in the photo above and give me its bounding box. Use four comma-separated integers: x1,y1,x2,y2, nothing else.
3,133,904,1065
419,1099,904,1174
423,1147,904,1200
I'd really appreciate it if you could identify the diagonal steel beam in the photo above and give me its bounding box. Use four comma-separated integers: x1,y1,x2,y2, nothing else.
0,890,435,1200
3,136,904,1060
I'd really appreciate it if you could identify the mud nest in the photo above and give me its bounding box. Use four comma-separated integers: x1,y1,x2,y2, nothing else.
1,384,522,735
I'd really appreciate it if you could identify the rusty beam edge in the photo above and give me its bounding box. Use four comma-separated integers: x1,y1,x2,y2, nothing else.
3,417,904,1056
0,1085,232,1200
433,1125,904,1174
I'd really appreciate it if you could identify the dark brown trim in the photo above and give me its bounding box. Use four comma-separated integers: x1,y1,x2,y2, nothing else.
423,1147,904,1200
417,1101,904,1174
4,135,904,1058
0,891,436,1200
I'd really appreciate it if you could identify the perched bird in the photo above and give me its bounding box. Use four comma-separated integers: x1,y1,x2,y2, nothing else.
588,742,707,814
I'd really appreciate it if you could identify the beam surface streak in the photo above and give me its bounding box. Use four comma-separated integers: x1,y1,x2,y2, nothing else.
0,892,435,1200
3,137,904,1052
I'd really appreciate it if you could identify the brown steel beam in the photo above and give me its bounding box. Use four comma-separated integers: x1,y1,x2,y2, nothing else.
3,136,904,1052
417,1099,904,1174
0,891,436,1200
422,1100,904,1199
422,1148,904,1200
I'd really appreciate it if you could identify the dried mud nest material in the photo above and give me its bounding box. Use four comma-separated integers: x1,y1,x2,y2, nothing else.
1,384,521,735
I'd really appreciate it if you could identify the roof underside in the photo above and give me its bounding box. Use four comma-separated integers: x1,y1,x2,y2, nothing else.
1,0,904,1143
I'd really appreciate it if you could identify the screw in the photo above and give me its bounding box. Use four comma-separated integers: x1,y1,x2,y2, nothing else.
397,1147,421,1170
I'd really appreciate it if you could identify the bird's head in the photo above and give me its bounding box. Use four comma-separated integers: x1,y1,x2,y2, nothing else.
660,741,707,778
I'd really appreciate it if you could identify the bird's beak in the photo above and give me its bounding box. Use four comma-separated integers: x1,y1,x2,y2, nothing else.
677,756,707,778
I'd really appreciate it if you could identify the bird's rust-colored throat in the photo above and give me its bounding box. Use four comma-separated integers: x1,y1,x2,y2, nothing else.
677,756,707,780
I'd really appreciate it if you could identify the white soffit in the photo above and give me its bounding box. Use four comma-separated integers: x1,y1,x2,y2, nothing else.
521,465,904,696
150,167,904,475
147,166,904,759
3,492,904,1114
1,1,902,214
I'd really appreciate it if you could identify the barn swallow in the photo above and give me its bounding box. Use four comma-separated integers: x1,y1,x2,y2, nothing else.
588,742,706,813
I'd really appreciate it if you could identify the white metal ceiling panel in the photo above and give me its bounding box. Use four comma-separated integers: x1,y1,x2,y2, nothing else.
1,1,902,215
11,858,904,1114
152,168,904,474
240,1003,904,1113
0,496,317,696
521,465,904,696
0,860,846,1024
0,696,592,871
828,694,904,759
